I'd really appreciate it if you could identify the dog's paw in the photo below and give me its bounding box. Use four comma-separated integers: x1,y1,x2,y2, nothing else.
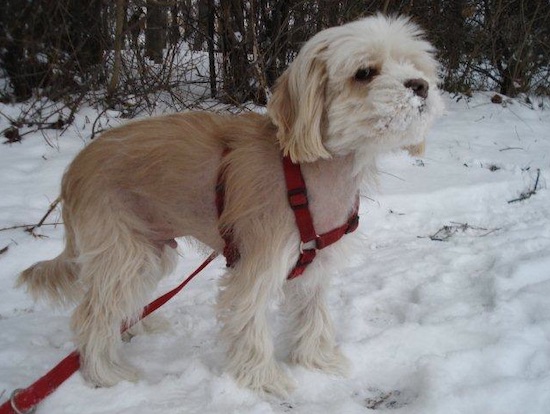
232,362,295,398
122,313,171,342
81,356,140,387
290,346,350,377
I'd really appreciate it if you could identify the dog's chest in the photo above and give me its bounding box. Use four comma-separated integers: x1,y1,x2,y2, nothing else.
300,157,360,234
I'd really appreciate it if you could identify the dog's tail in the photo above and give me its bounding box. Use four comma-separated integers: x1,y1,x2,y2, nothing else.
16,204,83,305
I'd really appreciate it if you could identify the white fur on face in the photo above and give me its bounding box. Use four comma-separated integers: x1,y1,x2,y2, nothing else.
296,15,444,162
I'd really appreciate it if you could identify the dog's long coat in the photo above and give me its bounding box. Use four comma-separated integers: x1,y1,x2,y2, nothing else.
18,15,442,396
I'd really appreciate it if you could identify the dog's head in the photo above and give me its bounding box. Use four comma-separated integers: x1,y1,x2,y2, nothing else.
268,15,443,164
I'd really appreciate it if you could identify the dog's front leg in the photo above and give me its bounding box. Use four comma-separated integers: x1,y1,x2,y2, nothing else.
283,263,350,377
217,259,295,397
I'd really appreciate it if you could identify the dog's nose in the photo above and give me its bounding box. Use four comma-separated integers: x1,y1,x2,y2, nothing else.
404,78,429,99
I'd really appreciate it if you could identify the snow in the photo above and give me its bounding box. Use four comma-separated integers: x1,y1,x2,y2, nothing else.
1,93,549,413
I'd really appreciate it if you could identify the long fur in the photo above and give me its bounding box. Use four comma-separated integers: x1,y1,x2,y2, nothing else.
17,15,442,396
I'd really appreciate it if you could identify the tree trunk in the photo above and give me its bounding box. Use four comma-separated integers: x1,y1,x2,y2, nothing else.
193,0,209,50
146,0,167,64
169,2,181,45
108,0,126,99
67,0,105,71
249,0,269,103
219,0,250,103
263,0,290,87
207,0,217,97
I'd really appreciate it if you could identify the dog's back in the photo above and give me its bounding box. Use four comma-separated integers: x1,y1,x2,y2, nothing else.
17,111,274,304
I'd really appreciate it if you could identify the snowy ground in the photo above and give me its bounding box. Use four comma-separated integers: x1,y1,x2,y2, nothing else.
1,93,549,413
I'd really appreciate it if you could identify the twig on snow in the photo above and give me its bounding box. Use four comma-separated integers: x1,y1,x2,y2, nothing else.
0,196,63,237
508,168,541,203
0,239,19,256
499,146,524,152
0,222,62,233
365,390,402,410
23,196,62,237
419,222,501,242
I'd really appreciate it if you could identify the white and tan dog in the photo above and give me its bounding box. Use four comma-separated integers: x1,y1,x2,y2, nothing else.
18,15,442,396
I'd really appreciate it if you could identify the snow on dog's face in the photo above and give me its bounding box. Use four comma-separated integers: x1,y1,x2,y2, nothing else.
268,15,443,164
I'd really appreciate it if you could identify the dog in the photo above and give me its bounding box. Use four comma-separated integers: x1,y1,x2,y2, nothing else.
17,15,442,397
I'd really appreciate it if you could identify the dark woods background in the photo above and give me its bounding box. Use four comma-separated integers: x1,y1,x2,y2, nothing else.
1,0,549,126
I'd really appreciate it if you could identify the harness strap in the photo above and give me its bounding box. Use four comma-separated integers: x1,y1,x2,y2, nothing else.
283,156,360,279
217,152,360,279
215,149,240,267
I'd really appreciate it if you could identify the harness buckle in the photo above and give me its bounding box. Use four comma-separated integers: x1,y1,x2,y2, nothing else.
296,247,317,267
299,238,318,253
10,389,37,414
288,187,309,210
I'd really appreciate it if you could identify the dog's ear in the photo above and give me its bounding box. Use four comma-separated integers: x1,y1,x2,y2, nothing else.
268,47,332,163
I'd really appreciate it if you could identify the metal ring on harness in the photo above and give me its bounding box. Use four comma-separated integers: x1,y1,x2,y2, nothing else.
299,238,318,253
10,389,37,414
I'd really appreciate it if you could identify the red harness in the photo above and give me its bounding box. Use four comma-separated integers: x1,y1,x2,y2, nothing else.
216,152,360,279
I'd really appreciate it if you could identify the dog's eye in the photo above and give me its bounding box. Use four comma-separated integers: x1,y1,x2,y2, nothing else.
354,67,377,82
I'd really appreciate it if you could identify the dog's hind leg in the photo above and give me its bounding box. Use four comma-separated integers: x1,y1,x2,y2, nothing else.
71,222,177,387
283,267,350,377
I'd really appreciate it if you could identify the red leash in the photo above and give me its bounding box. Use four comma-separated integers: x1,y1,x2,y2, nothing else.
0,252,218,414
